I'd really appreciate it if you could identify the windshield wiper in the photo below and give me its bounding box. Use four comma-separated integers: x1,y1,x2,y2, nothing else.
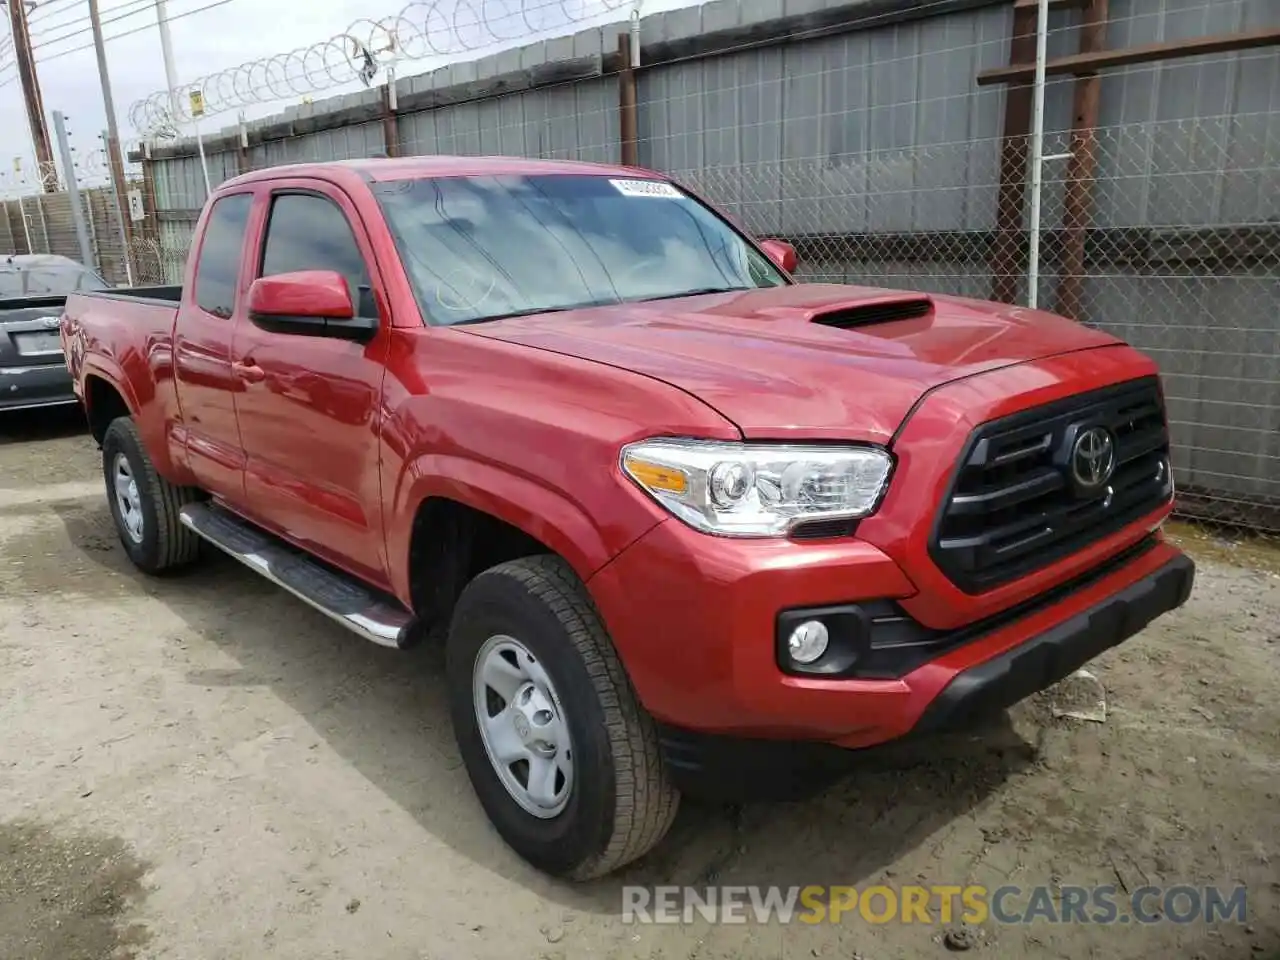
456,287,750,324
635,286,752,303
458,298,622,324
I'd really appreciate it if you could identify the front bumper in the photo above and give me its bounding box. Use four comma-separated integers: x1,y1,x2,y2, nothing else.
912,549,1193,734
590,512,1191,748
0,360,76,412
599,534,1192,799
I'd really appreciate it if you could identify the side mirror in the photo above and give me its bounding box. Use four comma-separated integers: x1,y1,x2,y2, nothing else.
247,270,376,339
758,239,798,274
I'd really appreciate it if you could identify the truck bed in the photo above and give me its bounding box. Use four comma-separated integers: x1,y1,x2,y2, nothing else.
62,287,185,393
74,284,184,306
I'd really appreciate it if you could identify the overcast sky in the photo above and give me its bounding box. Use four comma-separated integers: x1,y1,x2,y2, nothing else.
0,0,684,195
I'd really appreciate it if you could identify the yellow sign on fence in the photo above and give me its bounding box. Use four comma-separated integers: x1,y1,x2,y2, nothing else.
189,90,205,118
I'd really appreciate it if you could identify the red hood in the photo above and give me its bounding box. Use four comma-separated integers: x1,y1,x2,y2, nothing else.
464,284,1121,444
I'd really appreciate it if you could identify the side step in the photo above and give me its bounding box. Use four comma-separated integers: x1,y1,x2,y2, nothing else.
178,502,416,649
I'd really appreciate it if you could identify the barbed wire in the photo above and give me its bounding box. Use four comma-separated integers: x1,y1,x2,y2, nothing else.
128,0,632,137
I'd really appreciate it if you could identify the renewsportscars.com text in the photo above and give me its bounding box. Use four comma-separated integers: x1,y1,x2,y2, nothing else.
622,884,1248,926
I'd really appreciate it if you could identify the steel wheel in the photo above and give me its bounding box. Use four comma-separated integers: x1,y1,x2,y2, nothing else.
112,452,144,544
472,634,574,819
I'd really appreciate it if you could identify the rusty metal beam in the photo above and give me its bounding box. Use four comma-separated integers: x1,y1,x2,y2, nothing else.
989,3,1038,304
1055,0,1108,321
618,32,639,167
978,27,1280,85
381,81,400,158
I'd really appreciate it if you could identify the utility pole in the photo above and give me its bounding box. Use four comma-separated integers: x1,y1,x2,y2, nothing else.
155,0,181,121
3,0,56,192
154,0,210,195
87,0,135,278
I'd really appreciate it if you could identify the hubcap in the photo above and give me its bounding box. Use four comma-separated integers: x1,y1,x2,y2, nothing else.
472,635,574,818
112,453,144,545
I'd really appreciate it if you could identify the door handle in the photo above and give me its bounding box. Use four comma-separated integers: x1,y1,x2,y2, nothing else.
232,360,266,383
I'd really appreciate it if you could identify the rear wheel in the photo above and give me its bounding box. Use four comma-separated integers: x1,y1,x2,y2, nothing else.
101,416,202,574
446,555,678,879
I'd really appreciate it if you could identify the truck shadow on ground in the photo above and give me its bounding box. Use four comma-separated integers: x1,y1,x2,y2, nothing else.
51,498,1035,914
0,405,88,445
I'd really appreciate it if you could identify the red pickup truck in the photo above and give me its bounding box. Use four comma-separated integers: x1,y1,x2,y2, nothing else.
62,156,1193,879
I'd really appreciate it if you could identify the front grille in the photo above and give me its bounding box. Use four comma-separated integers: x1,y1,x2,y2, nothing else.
930,376,1173,594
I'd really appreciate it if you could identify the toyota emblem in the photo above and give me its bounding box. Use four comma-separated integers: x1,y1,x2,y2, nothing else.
38,315,61,330
1071,427,1115,490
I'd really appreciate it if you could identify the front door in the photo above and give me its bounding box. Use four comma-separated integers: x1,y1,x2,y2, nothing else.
231,182,391,588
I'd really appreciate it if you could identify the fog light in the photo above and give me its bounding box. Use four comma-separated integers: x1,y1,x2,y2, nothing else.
787,620,829,664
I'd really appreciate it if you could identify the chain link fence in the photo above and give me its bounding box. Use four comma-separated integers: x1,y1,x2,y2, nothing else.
1,170,141,288
675,111,1278,533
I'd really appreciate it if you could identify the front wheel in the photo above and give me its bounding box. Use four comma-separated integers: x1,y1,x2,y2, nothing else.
446,555,678,879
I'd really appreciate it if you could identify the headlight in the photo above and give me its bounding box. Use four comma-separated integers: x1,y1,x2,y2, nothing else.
620,438,893,537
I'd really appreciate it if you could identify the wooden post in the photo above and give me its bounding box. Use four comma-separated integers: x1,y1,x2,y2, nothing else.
140,147,160,241
618,32,639,167
989,4,1038,305
7,0,56,193
1056,0,1108,321
234,117,249,177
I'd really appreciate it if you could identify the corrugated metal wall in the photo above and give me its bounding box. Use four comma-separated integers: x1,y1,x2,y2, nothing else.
137,0,1280,523
397,77,620,164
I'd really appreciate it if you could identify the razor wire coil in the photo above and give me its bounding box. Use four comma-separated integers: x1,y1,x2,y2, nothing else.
128,0,630,137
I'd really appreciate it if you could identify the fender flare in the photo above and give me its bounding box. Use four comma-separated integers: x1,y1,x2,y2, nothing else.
80,358,141,424
387,451,618,602
79,359,190,481
81,358,141,418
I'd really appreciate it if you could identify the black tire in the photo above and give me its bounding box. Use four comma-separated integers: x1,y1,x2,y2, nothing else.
101,416,203,574
446,554,678,880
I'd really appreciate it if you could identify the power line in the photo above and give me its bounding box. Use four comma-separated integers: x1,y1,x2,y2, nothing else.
25,0,82,22
30,0,146,38
35,0,232,63
31,0,158,50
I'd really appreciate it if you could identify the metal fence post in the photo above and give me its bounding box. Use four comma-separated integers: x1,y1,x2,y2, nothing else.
15,196,33,253
51,111,95,268
35,194,50,253
85,190,101,273
1025,0,1051,310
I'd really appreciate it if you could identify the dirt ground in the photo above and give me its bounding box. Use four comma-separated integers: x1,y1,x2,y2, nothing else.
2,408,1278,960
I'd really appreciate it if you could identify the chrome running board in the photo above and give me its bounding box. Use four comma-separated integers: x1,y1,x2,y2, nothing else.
179,502,415,649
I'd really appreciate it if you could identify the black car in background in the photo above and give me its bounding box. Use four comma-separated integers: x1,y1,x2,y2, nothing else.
1,254,108,414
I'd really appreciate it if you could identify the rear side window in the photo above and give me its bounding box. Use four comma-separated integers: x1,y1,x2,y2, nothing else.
260,193,374,316
194,193,252,318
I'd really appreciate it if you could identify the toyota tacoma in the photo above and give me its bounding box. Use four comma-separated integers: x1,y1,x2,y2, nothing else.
60,157,1194,880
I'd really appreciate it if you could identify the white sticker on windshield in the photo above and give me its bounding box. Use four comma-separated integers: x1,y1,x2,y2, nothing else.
609,178,683,199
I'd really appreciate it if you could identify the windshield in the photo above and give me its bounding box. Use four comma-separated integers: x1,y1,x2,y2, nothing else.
0,262,108,298
373,174,788,325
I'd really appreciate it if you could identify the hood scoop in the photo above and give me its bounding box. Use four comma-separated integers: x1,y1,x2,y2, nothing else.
809,295,934,329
